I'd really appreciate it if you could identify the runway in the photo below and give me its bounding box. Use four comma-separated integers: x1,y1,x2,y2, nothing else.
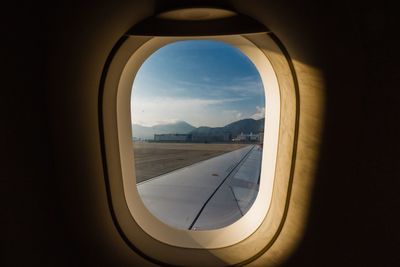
137,144,262,230
133,142,247,183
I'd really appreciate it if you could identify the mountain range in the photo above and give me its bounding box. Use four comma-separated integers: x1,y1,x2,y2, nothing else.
132,118,264,140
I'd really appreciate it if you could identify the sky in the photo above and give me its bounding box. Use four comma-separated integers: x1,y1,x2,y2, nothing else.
131,40,265,127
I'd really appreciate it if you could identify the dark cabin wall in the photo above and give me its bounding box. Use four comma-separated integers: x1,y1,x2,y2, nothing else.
1,0,399,266
275,2,400,266
0,2,64,265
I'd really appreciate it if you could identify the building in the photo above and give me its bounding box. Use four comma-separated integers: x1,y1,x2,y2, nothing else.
154,133,191,142
233,132,261,142
191,132,231,143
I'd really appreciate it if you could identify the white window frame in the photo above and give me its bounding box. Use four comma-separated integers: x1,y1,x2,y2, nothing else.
101,33,298,265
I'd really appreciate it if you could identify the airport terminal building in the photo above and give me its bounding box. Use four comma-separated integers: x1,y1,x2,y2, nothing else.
154,134,192,142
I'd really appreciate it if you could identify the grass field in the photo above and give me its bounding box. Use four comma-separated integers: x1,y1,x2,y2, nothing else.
133,142,247,183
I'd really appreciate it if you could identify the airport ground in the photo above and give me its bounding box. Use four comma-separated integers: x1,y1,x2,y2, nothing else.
133,142,247,183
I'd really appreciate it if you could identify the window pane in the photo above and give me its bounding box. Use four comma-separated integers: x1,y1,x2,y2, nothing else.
131,40,265,230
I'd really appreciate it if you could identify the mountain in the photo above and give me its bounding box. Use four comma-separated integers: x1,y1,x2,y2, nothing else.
190,118,264,137
153,121,195,135
132,118,264,140
223,118,264,137
131,124,155,140
132,121,195,139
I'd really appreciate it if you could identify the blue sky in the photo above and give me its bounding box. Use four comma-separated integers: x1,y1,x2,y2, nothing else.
131,40,265,127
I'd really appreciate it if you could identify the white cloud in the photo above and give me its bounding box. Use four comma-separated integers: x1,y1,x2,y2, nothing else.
250,106,265,120
173,78,263,97
131,97,245,127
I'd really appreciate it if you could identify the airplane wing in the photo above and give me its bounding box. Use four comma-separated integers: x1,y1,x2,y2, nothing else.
137,144,262,230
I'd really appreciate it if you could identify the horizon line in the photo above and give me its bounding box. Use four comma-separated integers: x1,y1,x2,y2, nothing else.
132,116,265,128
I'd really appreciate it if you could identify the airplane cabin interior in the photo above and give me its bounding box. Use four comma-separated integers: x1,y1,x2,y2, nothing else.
2,0,399,266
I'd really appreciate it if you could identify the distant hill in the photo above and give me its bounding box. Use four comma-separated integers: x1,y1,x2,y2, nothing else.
132,121,195,139
190,118,264,137
222,118,264,136
131,124,155,139
132,118,264,140
153,121,195,135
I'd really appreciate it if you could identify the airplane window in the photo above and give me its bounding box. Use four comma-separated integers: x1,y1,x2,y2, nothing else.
131,40,265,230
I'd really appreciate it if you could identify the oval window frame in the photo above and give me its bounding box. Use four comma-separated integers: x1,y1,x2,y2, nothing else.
101,33,299,266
